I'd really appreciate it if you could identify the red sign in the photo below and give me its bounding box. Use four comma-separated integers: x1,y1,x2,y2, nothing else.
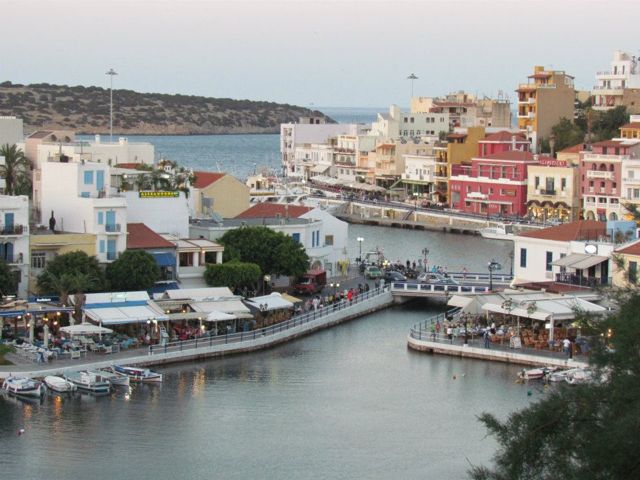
538,158,567,167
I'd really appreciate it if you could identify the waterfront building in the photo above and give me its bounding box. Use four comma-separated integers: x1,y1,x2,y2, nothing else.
411,91,512,130
126,223,177,281
394,152,438,200
0,116,23,146
369,105,449,141
556,143,585,166
580,139,640,221
189,171,250,219
592,51,640,113
159,235,224,288
29,230,96,296
280,119,361,179
0,194,29,298
513,220,613,287
526,156,581,222
368,140,427,190
449,150,538,217
293,142,334,180
612,239,640,287
432,127,486,203
516,66,575,151
477,131,530,157
333,134,377,183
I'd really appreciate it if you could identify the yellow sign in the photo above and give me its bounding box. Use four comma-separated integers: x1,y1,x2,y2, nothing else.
139,191,179,199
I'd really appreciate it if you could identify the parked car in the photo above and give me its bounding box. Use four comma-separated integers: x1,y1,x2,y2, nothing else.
364,266,383,279
384,271,407,283
417,272,459,285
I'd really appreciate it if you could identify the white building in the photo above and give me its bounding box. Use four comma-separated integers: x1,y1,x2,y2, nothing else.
592,50,640,112
513,220,614,288
0,195,30,298
125,191,190,238
370,105,449,141
398,153,437,197
40,161,127,263
281,121,362,178
0,117,23,146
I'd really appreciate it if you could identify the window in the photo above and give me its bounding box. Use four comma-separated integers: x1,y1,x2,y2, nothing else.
410,117,414,123
99,240,105,253
31,252,46,270
97,212,104,225
179,252,194,267
325,235,334,246
561,178,567,191
534,176,540,188
520,248,527,268
630,261,638,284
546,251,553,271
83,170,94,185
630,170,635,179
292,233,301,243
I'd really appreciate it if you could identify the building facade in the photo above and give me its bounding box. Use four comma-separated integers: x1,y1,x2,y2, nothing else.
592,51,640,113
0,195,29,298
526,156,581,222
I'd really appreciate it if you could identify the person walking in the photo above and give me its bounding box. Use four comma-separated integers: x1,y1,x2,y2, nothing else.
462,267,468,282
562,338,571,357
483,329,491,349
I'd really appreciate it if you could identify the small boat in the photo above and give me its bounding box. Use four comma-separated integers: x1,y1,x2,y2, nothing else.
480,224,514,241
565,368,593,385
44,376,77,393
517,366,557,381
91,369,130,387
64,371,111,394
112,365,162,383
2,376,44,397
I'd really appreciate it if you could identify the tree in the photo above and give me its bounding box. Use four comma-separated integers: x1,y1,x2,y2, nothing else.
204,261,261,293
593,105,628,141
546,117,584,153
37,251,106,295
0,259,17,296
469,294,640,480
218,226,309,278
0,143,31,196
106,250,160,291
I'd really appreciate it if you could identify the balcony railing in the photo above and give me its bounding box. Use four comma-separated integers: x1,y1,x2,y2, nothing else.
0,224,26,235
555,273,611,288
0,255,22,264
106,251,118,261
586,170,614,180
105,223,121,233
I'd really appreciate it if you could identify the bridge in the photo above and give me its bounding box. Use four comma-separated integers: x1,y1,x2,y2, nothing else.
388,272,513,298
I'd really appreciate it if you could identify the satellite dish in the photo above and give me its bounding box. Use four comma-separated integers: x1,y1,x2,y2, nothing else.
585,244,597,254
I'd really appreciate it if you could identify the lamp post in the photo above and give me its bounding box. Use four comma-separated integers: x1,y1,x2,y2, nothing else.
508,250,514,277
488,259,502,291
407,73,418,98
105,68,118,142
422,248,429,271
357,237,364,263
263,274,271,295
413,192,419,211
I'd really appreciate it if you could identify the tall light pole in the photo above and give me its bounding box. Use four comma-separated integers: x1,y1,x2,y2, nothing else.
488,259,502,291
422,248,429,271
407,73,418,98
106,68,118,142
357,237,364,263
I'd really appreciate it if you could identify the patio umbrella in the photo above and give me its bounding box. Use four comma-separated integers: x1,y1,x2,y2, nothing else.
60,323,113,335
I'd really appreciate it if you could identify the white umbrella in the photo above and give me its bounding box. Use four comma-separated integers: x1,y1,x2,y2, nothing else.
60,323,113,335
206,311,236,322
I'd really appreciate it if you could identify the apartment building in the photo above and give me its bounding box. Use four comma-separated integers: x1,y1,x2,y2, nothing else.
526,156,581,222
0,195,29,298
516,66,575,150
592,50,640,113
370,105,449,141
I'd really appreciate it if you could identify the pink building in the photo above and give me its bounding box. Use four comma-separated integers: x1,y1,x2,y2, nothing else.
477,131,530,158
449,150,538,217
580,139,640,221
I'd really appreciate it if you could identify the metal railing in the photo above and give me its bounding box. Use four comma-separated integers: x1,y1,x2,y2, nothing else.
0,224,26,235
148,287,390,356
389,282,491,295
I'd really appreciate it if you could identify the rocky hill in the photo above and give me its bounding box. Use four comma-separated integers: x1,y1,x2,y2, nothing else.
0,81,333,135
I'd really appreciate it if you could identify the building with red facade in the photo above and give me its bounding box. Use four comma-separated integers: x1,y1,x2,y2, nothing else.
449,150,539,216
477,131,530,157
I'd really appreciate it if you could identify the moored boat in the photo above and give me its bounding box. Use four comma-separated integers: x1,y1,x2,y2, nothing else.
480,224,515,241
92,369,130,387
517,366,557,381
112,365,162,383
565,368,594,385
64,371,111,394
2,376,44,397
44,376,77,393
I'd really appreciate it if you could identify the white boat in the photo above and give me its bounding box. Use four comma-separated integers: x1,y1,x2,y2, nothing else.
565,368,594,385
44,376,77,393
112,365,162,383
480,224,515,241
517,366,557,381
91,369,130,387
2,376,44,397
64,371,111,394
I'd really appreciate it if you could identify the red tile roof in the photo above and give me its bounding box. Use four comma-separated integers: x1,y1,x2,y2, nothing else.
115,162,146,169
558,143,586,154
127,223,175,249
482,131,528,142
620,122,640,129
518,220,606,242
591,140,624,148
482,150,535,161
235,203,313,219
193,171,226,189
615,240,640,256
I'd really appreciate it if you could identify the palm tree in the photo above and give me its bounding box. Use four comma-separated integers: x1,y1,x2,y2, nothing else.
38,270,100,322
0,144,31,195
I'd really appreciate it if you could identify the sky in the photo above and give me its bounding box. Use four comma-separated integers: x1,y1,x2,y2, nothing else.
2,0,640,108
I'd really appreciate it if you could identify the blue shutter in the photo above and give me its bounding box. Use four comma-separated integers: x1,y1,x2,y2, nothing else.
84,170,94,185
97,212,104,225
292,233,300,243
96,170,104,191
105,211,115,229
99,240,105,253
4,213,14,229
107,240,116,261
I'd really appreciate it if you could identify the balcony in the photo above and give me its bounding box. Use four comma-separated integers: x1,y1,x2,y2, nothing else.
623,177,640,184
586,170,614,180
0,224,26,236
517,97,536,105
105,223,122,233
556,273,611,288
517,112,535,119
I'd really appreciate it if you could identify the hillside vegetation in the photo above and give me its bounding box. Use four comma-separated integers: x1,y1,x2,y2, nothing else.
0,81,332,135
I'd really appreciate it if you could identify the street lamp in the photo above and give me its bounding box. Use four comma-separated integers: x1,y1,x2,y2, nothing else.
105,68,118,142
357,237,364,263
407,73,418,98
413,192,419,211
263,274,271,295
422,248,429,271
488,259,502,291
508,250,514,277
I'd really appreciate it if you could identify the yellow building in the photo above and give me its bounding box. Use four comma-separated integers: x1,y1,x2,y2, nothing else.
433,126,485,202
191,171,250,219
619,120,640,139
613,240,640,288
29,231,97,295
516,66,575,149
526,156,581,222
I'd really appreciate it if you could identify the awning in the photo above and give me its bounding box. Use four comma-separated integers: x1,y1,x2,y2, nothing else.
551,253,608,270
0,309,26,317
482,303,551,321
310,165,330,174
151,252,176,267
205,311,236,322
245,293,294,312
60,323,113,335
280,293,303,304
85,305,168,325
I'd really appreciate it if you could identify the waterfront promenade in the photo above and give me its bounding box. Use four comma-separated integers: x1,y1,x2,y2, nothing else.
0,287,393,380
